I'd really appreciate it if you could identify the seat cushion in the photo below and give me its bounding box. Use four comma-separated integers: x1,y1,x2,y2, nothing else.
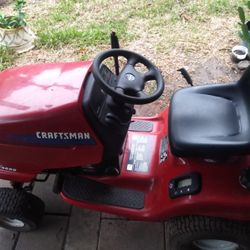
169,83,250,158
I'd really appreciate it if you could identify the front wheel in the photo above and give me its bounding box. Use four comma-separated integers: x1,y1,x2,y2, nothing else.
166,216,250,250
0,188,45,232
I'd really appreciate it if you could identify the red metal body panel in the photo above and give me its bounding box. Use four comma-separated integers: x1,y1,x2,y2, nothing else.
0,62,103,181
61,108,250,222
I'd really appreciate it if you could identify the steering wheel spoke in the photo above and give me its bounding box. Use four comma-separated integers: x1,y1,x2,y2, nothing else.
144,69,157,81
126,56,138,66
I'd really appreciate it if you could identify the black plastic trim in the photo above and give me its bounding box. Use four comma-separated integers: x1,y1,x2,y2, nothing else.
62,175,145,209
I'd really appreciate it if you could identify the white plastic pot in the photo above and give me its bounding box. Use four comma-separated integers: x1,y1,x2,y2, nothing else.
232,45,248,61
0,26,36,53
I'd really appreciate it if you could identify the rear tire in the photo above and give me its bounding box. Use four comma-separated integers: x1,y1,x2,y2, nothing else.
0,188,45,232
166,216,250,250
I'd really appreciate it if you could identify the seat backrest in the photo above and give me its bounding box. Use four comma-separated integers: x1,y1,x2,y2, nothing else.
237,67,250,132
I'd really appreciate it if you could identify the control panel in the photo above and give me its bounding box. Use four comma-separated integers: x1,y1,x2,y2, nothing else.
169,172,201,199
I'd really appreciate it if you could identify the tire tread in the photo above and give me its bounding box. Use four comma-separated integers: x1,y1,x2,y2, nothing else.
0,188,45,231
167,215,250,250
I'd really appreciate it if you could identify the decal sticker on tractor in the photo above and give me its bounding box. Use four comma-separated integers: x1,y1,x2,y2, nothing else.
36,132,91,140
0,165,17,172
160,136,168,163
127,135,153,173
9,132,96,146
35,131,95,145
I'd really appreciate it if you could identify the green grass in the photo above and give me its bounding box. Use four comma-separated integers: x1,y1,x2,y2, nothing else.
34,0,80,27
206,0,243,14
33,0,245,52
182,0,243,17
34,0,131,50
0,47,16,71
50,0,79,23
127,0,243,19
36,20,129,49
128,1,177,18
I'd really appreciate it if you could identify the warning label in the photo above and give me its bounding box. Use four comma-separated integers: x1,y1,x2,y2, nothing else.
127,135,153,173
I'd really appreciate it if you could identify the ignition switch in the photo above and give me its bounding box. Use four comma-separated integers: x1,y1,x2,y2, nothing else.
239,168,250,190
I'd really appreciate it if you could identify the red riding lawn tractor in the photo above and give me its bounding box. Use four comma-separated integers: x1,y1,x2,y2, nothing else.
0,35,249,250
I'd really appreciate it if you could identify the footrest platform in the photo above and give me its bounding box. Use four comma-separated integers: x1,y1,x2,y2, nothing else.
62,175,144,209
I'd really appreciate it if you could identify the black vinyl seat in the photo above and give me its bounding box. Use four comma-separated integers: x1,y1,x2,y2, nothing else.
169,68,250,158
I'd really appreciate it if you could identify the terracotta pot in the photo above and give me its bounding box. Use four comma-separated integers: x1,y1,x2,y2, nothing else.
0,25,36,53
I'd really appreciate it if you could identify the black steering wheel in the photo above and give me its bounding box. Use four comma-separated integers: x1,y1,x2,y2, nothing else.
92,49,165,104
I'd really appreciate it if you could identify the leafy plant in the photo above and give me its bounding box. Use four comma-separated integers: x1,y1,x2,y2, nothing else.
0,0,26,29
0,47,16,71
238,1,250,50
